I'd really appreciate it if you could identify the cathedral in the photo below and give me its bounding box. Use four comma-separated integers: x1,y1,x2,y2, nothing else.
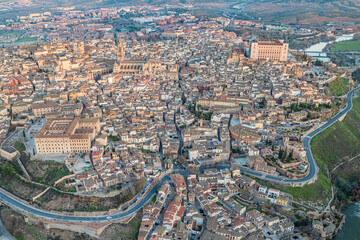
113,40,179,79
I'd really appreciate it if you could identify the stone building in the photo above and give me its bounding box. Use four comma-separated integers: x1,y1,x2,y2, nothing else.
250,39,289,62
34,117,100,154
113,40,178,78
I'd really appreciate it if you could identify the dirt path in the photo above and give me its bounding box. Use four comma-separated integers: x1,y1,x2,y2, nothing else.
330,153,360,174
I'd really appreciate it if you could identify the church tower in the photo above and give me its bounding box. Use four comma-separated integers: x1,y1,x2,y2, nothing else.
73,41,85,54
117,40,125,62
79,41,85,54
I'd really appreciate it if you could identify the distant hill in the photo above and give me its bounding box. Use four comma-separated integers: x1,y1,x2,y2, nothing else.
1,0,360,23
239,0,360,22
106,0,360,22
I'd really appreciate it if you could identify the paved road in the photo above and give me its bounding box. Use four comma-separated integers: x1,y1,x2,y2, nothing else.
0,219,16,240
0,170,188,223
0,175,171,223
242,85,360,183
0,87,359,223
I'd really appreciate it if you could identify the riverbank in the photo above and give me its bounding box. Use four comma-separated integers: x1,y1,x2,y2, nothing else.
335,202,360,239
305,34,355,62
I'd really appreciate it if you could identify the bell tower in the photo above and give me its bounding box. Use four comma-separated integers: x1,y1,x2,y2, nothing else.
117,40,125,62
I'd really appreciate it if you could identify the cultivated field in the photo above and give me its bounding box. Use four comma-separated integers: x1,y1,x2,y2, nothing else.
331,39,360,52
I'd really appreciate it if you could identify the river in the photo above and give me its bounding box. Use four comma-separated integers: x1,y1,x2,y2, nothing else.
335,202,360,239
304,34,354,62
304,34,358,239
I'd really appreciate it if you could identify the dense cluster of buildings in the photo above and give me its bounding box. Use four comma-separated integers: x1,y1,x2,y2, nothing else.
138,167,295,240
0,0,347,191
0,4,354,239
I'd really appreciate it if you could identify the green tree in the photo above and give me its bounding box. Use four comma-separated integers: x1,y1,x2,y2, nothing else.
352,68,360,83
287,150,293,162
281,148,287,161
314,59,324,66
109,134,119,141
278,147,283,159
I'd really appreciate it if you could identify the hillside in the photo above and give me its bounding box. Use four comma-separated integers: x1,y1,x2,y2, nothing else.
243,0,360,22
310,90,360,203
311,91,360,181
330,77,351,96
1,0,360,23
256,90,360,204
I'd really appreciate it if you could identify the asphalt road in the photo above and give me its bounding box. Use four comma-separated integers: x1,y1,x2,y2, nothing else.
0,175,172,223
0,87,359,223
0,219,16,240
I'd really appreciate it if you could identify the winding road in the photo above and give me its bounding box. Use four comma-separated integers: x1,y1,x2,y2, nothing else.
0,174,172,223
0,87,359,223
242,85,360,183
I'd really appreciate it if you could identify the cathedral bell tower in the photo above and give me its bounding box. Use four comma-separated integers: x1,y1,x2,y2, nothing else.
114,40,125,73
117,40,125,62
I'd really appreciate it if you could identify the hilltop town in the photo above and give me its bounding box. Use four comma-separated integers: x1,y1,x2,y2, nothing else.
0,5,358,240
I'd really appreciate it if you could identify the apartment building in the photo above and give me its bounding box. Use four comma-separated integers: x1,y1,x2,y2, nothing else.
163,201,186,231
32,102,59,118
